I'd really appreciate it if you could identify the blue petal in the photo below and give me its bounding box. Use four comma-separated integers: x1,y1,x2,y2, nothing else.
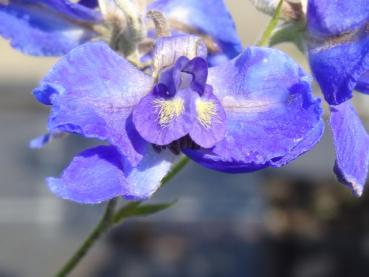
149,0,242,59
0,0,99,55
307,0,369,37
307,0,369,105
184,47,323,172
330,102,369,196
48,145,177,203
48,146,129,204
122,146,178,200
29,130,65,149
34,42,154,165
40,0,101,22
308,31,369,105
355,72,369,94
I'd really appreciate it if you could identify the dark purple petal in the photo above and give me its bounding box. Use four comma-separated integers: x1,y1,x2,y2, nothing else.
307,0,369,37
185,47,323,172
34,42,154,165
78,0,98,8
183,57,208,94
330,102,369,196
48,145,177,203
149,0,242,59
158,56,189,96
0,0,99,55
48,146,129,204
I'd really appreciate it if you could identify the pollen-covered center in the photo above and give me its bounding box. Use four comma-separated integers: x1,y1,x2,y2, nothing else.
153,98,184,126
196,99,217,128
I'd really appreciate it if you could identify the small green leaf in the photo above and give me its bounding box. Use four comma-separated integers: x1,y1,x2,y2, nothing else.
112,200,177,224
269,20,307,52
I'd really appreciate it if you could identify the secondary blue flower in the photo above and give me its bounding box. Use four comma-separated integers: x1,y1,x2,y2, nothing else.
0,0,101,55
148,0,242,62
307,0,369,195
0,0,241,58
33,35,323,203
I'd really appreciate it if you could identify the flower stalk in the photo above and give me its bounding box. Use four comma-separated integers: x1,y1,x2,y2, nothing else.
55,198,118,277
54,157,189,277
257,0,283,47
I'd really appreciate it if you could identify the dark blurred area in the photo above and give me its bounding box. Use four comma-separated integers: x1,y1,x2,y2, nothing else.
1,1,369,277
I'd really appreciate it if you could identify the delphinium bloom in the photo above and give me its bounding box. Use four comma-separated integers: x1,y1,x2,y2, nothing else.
306,0,369,196
0,0,101,55
0,0,241,61
33,34,323,203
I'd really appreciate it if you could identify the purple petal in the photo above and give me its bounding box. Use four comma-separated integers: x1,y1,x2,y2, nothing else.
149,0,242,59
185,47,323,172
48,145,177,203
188,86,226,148
48,146,129,204
132,87,194,146
183,57,208,94
34,42,154,165
0,0,99,56
330,102,369,196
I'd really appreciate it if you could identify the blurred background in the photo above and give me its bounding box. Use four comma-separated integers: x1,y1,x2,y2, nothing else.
1,1,369,276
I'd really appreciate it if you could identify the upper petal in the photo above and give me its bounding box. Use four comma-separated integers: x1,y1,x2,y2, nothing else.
307,0,369,105
34,42,154,165
48,145,177,203
149,0,242,60
40,0,101,22
307,0,369,37
330,101,369,196
184,47,323,172
0,0,98,55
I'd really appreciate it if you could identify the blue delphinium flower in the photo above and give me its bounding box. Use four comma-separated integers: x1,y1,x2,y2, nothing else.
33,34,323,203
0,0,241,60
0,0,101,55
306,0,369,195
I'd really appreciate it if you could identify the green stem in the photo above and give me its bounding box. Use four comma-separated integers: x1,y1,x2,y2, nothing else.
55,198,117,277
55,156,189,276
257,0,284,47
160,156,189,188
112,156,189,225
